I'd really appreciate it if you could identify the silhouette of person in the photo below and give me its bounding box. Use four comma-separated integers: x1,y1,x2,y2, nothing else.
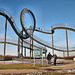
47,52,52,64
19,53,23,58
53,53,57,66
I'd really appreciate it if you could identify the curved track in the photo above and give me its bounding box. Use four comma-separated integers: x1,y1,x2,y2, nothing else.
20,8,75,52
0,39,44,50
0,8,28,39
51,23,75,32
20,8,36,35
0,8,75,53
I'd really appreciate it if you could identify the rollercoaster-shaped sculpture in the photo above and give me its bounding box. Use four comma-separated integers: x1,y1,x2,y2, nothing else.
0,8,75,57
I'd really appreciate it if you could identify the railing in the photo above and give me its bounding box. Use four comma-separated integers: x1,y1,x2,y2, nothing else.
0,8,29,39
24,39,44,49
33,35,75,51
52,23,75,30
0,38,43,49
0,8,75,52
25,27,52,33
35,27,51,33
0,8,20,33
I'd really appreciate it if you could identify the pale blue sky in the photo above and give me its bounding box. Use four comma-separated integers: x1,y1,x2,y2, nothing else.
0,0,75,56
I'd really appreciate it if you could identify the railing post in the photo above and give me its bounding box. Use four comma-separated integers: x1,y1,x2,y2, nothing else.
66,30,69,57
4,19,7,56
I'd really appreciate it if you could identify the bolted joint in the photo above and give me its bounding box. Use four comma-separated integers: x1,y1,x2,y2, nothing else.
52,29,54,33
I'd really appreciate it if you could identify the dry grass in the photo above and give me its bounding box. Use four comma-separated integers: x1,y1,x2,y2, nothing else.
0,63,50,69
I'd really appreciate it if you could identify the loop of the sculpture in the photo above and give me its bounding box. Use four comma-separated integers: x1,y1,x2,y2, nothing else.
20,8,36,36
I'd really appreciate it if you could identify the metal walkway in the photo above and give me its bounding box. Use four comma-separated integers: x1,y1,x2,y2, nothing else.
0,8,75,53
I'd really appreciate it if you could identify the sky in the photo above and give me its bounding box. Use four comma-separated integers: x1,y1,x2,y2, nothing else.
0,0,75,57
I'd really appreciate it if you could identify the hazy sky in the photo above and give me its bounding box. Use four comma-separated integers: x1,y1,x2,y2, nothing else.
0,0,75,56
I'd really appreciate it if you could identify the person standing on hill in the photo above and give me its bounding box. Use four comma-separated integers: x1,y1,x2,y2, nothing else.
47,52,52,64
53,53,57,66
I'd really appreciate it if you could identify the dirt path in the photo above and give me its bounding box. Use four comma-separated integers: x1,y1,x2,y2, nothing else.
40,62,75,70
0,59,75,74
0,69,44,74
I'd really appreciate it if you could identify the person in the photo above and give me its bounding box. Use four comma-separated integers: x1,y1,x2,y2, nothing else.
19,53,23,58
53,53,57,66
47,52,52,64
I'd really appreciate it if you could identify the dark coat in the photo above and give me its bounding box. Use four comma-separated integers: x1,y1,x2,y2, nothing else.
47,54,52,60
53,54,57,60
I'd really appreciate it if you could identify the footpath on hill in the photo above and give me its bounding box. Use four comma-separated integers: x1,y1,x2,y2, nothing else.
0,59,75,74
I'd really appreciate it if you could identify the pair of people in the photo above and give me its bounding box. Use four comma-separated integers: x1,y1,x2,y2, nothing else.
47,52,57,66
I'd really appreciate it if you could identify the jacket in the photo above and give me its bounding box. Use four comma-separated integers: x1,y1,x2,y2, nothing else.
47,54,52,60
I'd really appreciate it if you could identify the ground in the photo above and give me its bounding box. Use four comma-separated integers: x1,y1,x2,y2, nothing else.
0,59,75,74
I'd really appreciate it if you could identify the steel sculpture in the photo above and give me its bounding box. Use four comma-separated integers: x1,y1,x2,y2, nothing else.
0,8,75,58
0,8,28,39
20,8,36,35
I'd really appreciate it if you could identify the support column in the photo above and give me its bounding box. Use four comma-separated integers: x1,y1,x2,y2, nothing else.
30,37,31,58
24,47,26,57
18,36,20,57
32,32,33,58
4,19,7,56
66,30,69,57
30,26,32,58
52,34,54,54
21,39,23,55
45,47,46,58
21,29,23,56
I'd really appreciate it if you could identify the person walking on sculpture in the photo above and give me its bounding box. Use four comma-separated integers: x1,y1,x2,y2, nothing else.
53,53,57,66
47,52,52,64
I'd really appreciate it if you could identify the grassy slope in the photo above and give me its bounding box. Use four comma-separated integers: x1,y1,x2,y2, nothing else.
0,63,49,69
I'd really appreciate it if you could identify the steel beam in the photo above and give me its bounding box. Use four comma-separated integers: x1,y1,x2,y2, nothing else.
21,29,23,56
32,32,33,58
4,19,7,56
45,47,46,58
30,36,31,58
18,36,20,57
52,34,54,54
66,30,69,57
24,47,26,57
